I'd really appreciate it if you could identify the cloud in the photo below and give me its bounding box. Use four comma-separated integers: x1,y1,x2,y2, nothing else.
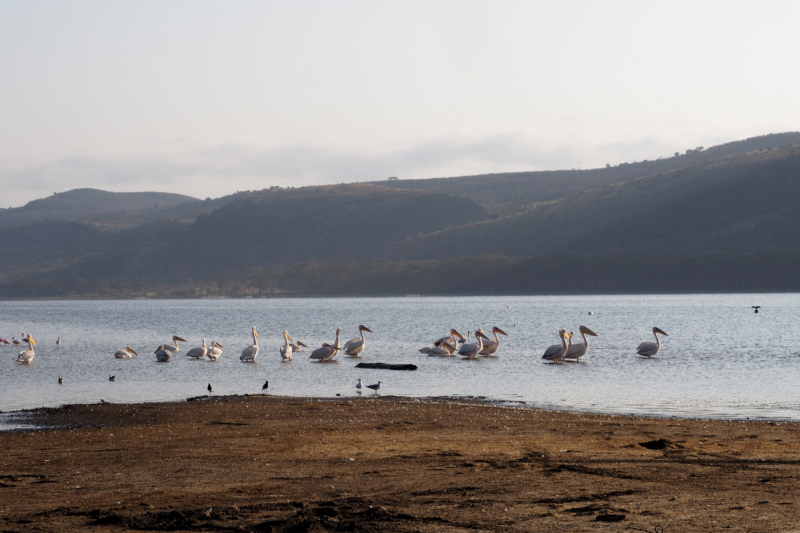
0,130,709,207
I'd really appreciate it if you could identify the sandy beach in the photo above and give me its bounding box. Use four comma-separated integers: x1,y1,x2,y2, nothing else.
0,395,798,532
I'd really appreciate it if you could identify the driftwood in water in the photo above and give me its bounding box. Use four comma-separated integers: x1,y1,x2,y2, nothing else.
355,362,417,371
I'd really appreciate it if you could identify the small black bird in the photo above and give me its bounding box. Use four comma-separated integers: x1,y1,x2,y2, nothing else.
752,306,761,314
58,375,63,385
262,380,269,393
207,383,212,393
109,375,116,382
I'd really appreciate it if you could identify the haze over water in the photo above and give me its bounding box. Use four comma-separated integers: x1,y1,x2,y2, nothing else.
1,294,798,421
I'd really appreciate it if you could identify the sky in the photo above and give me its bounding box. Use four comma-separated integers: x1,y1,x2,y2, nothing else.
1,1,799,207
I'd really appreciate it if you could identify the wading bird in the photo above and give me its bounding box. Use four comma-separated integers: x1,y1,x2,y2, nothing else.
58,375,63,384
161,336,187,353
56,337,62,345
262,380,269,393
114,346,138,359
563,325,598,362
154,345,172,362
356,378,362,392
17,335,37,364
366,381,382,393
637,327,669,357
290,340,308,352
207,341,223,361
434,329,465,350
542,329,570,363
310,328,341,362
187,339,208,359
207,383,212,393
419,340,457,356
279,331,295,361
240,326,260,362
458,330,490,359
343,325,373,357
478,326,508,356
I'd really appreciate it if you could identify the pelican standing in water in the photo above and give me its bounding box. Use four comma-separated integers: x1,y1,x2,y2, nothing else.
310,328,341,362
419,340,457,356
637,327,669,357
207,341,223,361
186,339,208,359
240,326,260,362
114,346,138,359
162,336,187,353
542,329,570,363
434,329,466,350
279,331,295,361
16,335,37,364
458,330,490,359
154,345,172,362
343,325,373,357
478,326,509,356
290,340,308,352
563,325,598,362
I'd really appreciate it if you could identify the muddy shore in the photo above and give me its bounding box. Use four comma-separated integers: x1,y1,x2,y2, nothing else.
0,395,798,532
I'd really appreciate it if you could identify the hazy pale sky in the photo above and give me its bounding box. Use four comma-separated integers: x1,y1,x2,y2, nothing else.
1,1,799,206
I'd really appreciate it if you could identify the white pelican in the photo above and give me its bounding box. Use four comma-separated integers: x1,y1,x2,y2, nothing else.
310,328,341,362
186,339,208,359
564,325,598,361
343,325,373,357
356,378,363,392
114,346,138,359
478,326,509,356
434,329,465,349
637,327,669,357
16,335,37,364
542,329,569,363
56,337,62,345
419,340,457,357
240,326,260,362
366,381,382,393
162,336,187,353
458,330,490,359
207,341,223,361
290,341,308,352
154,345,172,362
279,331,295,361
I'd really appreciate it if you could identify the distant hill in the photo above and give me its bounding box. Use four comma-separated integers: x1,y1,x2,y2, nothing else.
384,141,800,260
0,188,198,227
376,132,800,212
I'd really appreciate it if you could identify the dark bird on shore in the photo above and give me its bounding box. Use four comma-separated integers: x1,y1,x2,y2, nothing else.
207,383,212,393
109,375,116,381
752,306,761,313
262,380,269,393
58,375,63,384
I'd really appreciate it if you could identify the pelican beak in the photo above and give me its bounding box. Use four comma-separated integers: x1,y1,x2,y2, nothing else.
287,333,294,342
476,331,489,340
129,348,139,356
655,328,668,336
360,325,373,333
494,327,508,336
452,330,466,341
174,336,187,342
215,342,223,348
581,326,598,336
29,336,37,345
298,341,307,347
255,329,259,338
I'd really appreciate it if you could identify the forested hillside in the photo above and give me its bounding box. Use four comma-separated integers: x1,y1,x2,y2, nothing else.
2,133,800,297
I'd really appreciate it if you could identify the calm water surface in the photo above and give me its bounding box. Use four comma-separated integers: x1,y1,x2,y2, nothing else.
1,294,798,421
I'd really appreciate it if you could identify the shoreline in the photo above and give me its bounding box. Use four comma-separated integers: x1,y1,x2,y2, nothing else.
1,395,799,531
3,393,798,430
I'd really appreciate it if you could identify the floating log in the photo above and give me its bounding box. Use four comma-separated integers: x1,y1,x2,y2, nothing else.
355,362,417,371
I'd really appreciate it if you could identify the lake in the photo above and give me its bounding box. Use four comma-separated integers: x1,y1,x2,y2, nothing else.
1,294,798,422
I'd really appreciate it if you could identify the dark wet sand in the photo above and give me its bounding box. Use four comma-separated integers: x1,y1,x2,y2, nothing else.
1,395,798,532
